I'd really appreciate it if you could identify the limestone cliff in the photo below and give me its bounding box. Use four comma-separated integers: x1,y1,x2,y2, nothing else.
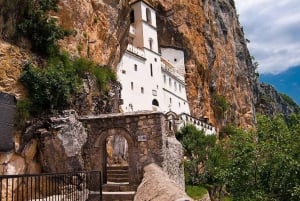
256,83,299,117
1,0,257,130
150,0,257,129
58,0,258,129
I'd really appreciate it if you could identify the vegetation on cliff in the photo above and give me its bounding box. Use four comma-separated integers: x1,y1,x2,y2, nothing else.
177,113,300,201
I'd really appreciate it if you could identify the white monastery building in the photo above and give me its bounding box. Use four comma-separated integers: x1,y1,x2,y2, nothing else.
117,0,216,135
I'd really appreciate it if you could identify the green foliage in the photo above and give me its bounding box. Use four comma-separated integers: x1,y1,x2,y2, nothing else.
18,0,70,56
212,93,228,118
19,54,116,115
176,125,228,200
225,115,300,201
280,93,300,113
72,57,116,91
19,61,79,114
15,99,32,129
186,185,208,199
181,114,300,201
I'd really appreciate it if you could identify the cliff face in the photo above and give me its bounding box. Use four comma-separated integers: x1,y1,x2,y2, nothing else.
256,83,299,117
151,0,258,129
0,0,257,130
55,0,130,68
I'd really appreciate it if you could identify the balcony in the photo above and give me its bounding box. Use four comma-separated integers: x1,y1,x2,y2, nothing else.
127,44,145,58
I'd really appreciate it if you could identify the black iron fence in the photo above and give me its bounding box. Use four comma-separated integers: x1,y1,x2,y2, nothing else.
0,171,102,201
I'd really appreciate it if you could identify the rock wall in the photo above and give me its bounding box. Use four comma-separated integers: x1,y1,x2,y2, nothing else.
256,83,299,117
150,0,258,130
134,163,192,201
55,0,130,68
163,136,185,188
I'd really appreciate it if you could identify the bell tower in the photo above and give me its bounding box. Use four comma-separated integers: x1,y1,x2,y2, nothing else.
129,0,159,54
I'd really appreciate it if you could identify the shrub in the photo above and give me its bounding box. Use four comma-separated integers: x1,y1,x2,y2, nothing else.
212,93,228,118
18,0,70,56
19,54,116,115
19,61,79,115
15,99,32,129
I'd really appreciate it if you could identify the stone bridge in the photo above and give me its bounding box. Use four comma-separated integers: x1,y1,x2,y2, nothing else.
79,111,184,188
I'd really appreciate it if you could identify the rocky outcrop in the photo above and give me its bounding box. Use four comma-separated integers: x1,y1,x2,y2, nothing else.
151,0,258,129
55,0,130,68
256,83,299,117
134,163,192,201
35,110,87,173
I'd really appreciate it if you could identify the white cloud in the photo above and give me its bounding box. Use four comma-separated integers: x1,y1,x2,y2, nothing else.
235,0,300,74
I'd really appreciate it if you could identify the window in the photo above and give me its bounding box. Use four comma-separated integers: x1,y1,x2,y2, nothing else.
154,58,157,62
122,70,126,74
146,8,151,24
163,75,166,83
131,82,134,90
134,64,137,71
174,58,177,62
169,98,172,103
141,87,144,94
179,102,181,107
169,78,172,86
149,38,153,50
150,63,153,76
130,10,135,24
179,84,182,92
152,99,159,106
174,82,177,91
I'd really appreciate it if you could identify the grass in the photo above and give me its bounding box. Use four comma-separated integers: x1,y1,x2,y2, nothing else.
186,185,208,199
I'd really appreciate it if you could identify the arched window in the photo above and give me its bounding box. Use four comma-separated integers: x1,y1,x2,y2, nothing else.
130,10,135,24
149,38,153,50
146,8,152,24
152,99,159,106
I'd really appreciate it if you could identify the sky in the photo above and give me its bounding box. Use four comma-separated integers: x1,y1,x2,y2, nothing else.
235,0,300,74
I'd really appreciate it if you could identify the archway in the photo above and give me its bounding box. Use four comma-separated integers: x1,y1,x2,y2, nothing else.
105,134,129,183
95,128,137,184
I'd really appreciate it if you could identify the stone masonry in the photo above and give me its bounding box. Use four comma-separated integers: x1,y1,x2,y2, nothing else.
79,111,184,188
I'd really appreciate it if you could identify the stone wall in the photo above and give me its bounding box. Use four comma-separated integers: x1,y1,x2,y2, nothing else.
163,136,185,189
80,111,169,185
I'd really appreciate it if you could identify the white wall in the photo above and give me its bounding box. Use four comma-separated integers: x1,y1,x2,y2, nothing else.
161,48,185,76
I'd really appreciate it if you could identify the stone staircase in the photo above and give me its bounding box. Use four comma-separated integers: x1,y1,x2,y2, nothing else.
103,166,136,201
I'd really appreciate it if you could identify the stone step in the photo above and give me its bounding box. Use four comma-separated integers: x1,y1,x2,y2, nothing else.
103,184,137,192
107,170,129,174
107,174,128,179
102,191,135,201
107,166,129,170
107,177,129,183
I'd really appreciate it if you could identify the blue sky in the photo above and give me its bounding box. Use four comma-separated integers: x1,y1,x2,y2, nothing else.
235,0,300,74
235,0,300,105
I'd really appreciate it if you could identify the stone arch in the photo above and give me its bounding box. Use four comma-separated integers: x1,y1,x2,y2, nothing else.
94,127,138,184
165,111,179,134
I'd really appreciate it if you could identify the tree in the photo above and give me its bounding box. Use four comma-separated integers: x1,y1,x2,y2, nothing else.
176,125,228,201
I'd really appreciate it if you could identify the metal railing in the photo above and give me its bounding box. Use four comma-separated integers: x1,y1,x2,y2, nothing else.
0,171,102,201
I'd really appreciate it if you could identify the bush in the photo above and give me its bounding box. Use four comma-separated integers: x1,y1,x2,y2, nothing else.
186,185,208,199
18,0,70,56
212,93,228,118
19,54,116,115
19,61,79,114
15,99,32,129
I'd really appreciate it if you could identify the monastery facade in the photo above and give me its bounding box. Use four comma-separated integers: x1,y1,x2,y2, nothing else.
117,0,216,135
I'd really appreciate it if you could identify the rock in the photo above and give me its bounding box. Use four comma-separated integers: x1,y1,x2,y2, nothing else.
38,110,87,172
256,83,299,117
134,163,193,201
